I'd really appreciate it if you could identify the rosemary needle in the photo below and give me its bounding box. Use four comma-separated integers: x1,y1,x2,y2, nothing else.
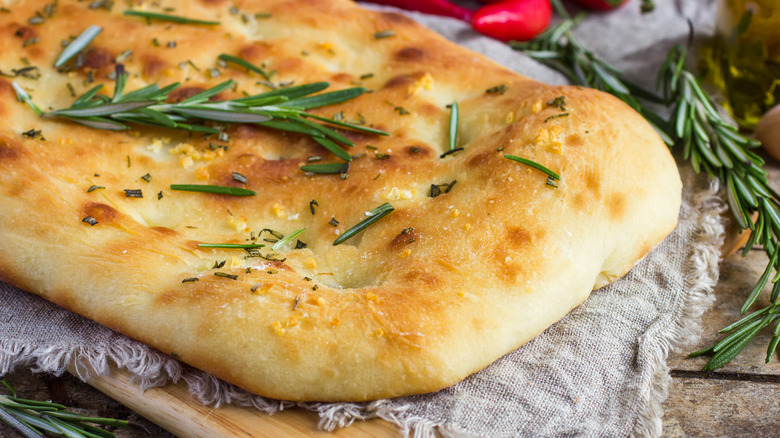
300,162,349,174
333,203,394,245
170,184,256,196
218,53,271,80
449,102,459,151
54,25,102,68
504,154,561,181
198,243,266,249
123,10,220,25
272,228,306,251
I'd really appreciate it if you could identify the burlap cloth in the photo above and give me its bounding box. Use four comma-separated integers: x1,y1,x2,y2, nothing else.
1,1,726,436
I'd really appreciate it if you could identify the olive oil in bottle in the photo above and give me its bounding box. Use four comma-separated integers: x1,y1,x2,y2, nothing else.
707,0,780,129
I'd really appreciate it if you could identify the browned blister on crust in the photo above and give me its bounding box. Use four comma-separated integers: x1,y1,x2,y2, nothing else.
0,0,681,401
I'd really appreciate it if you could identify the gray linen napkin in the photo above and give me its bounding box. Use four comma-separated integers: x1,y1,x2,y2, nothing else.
1,1,724,436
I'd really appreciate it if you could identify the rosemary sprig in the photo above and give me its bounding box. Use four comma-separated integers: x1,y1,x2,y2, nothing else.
658,45,780,370
333,203,394,245
512,8,780,370
123,10,220,25
0,380,133,438
14,60,388,162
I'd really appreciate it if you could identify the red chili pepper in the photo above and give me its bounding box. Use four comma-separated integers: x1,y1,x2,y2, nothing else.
359,0,474,21
571,0,628,10
471,0,552,42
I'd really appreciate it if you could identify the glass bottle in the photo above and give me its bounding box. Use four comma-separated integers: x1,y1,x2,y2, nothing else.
710,0,780,129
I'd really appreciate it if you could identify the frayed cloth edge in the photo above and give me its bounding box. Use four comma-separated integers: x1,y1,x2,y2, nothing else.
630,170,726,438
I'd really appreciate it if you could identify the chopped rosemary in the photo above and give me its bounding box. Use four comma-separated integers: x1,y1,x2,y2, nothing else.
328,217,339,227
543,113,569,123
214,272,238,280
448,102,459,151
54,25,102,68
261,228,284,240
429,180,457,198
170,184,256,196
87,185,105,192
504,154,561,181
141,173,152,182
374,30,396,39
300,162,349,174
271,228,306,251
116,49,133,63
82,216,98,226
486,84,507,95
22,37,39,47
310,200,318,215
440,147,463,159
21,128,41,138
333,202,394,245
123,10,220,25
124,189,143,198
198,243,265,249
547,96,567,111
182,277,199,283
232,172,247,184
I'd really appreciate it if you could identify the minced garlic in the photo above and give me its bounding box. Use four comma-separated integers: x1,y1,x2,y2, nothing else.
407,73,434,96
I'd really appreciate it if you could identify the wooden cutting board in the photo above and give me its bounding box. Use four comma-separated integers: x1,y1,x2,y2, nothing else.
73,364,399,437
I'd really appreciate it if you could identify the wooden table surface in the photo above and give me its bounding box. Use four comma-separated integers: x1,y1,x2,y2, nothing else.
4,166,780,437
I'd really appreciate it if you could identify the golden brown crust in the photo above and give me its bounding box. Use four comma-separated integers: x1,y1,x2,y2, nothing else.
0,0,681,401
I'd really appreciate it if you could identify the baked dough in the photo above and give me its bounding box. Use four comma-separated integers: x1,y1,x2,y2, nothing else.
0,0,681,401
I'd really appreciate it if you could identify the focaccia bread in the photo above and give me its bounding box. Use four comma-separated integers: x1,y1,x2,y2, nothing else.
0,0,681,401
